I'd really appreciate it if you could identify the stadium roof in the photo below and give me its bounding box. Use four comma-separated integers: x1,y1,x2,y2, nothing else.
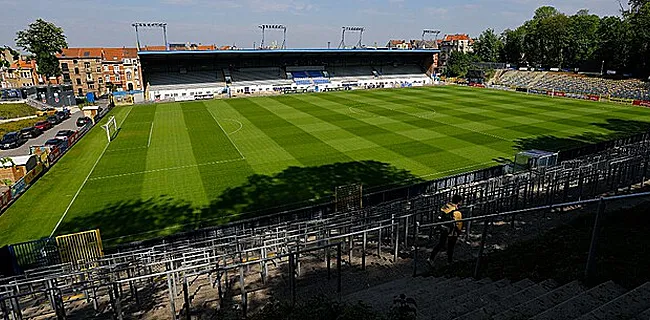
138,48,440,55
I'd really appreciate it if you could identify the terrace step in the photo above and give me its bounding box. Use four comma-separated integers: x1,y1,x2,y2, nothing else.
531,281,627,320
492,280,587,320
575,282,650,320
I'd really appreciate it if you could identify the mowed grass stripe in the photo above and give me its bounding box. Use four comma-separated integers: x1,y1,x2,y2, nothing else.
277,95,484,172
140,103,209,207
256,95,434,176
225,98,354,166
182,101,255,200
205,101,301,175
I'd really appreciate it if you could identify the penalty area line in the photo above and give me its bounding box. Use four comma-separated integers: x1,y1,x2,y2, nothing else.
50,106,134,237
207,108,246,160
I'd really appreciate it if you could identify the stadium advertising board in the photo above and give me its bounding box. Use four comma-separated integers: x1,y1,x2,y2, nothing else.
553,91,566,97
633,100,650,107
10,178,26,197
588,95,600,101
23,163,44,185
0,189,11,209
609,97,635,104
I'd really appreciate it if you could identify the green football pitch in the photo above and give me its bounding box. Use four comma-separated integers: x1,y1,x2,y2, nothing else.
2,85,650,246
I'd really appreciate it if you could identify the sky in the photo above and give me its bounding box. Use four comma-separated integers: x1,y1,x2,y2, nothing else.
0,0,624,49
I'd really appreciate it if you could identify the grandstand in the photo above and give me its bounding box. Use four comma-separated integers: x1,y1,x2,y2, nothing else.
493,70,650,101
141,49,438,101
2,132,650,319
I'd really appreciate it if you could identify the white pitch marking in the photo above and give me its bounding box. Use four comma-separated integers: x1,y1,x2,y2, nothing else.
419,161,496,179
50,106,134,237
222,119,244,135
207,108,246,160
147,122,154,147
88,158,246,181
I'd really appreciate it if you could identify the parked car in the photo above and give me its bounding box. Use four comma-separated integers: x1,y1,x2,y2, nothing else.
55,130,76,140
44,138,65,148
55,110,70,121
36,108,57,117
20,127,43,139
46,115,61,125
0,132,27,149
34,120,53,131
76,116,92,127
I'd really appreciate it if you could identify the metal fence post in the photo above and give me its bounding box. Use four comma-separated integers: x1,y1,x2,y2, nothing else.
412,222,419,277
337,243,342,296
289,253,296,306
474,218,491,279
585,197,606,282
183,277,190,320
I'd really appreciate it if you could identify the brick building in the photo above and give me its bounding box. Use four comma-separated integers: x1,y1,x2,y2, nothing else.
58,48,143,96
439,34,474,70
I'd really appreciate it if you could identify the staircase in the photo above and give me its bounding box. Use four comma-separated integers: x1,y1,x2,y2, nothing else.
344,276,650,320
26,98,50,109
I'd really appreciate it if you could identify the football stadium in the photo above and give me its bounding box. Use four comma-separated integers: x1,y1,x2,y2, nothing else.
2,9,650,319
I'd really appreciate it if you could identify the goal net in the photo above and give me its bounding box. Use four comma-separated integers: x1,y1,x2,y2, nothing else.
102,116,118,143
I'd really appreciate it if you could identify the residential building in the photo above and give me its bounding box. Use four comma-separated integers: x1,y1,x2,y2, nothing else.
387,40,412,50
58,48,104,96
439,34,474,69
58,47,144,96
102,48,142,92
2,59,40,88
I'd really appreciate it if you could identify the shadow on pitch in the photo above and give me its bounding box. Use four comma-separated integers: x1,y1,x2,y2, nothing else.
513,119,650,153
58,160,422,243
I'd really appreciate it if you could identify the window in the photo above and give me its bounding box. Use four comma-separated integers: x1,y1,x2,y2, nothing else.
96,67,101,73
115,74,120,81
86,74,93,81
126,72,132,80
73,59,78,64
84,62,90,69
74,67,79,75
114,65,120,72
78,88,83,95
105,75,110,83
98,78,103,84
88,83,94,89
76,78,81,85
103,65,109,72
63,74,71,81
61,63,69,71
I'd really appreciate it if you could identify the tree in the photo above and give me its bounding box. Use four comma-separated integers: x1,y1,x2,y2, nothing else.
473,28,503,62
501,27,526,65
445,51,474,77
523,6,570,67
627,2,650,75
564,10,600,68
595,16,630,71
15,19,68,78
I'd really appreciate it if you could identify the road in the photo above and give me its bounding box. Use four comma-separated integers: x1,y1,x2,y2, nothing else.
0,108,84,158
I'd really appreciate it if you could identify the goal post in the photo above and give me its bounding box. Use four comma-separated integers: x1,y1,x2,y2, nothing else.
101,116,118,143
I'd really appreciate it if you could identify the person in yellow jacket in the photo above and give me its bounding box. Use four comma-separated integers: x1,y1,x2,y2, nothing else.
428,194,464,266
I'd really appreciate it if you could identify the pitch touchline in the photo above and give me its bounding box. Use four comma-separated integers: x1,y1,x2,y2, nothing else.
88,158,246,181
51,106,134,237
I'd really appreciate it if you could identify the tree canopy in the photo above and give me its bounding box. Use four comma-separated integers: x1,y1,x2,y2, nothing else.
15,19,68,78
464,4,650,76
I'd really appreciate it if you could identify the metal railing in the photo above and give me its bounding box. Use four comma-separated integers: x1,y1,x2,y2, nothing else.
414,191,650,280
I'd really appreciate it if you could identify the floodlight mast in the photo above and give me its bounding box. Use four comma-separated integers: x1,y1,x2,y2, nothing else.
339,26,365,49
258,24,287,49
421,29,441,48
132,22,168,51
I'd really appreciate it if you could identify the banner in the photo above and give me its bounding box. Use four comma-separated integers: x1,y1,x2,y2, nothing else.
0,189,12,209
633,100,650,107
609,96,634,104
553,91,566,97
588,95,601,101
10,178,26,197
24,163,44,185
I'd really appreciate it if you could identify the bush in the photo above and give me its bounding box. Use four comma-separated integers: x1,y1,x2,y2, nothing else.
0,118,42,136
0,103,37,119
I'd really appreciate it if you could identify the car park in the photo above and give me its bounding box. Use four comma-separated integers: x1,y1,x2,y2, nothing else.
20,127,43,139
0,132,27,149
55,130,76,140
55,110,70,121
44,138,65,147
46,115,61,125
76,116,92,127
36,108,57,117
34,121,52,131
